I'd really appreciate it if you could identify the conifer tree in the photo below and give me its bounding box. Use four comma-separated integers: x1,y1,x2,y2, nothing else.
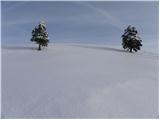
122,25,142,52
31,21,49,50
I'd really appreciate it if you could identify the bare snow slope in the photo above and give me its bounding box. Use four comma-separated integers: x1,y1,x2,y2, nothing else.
2,43,158,118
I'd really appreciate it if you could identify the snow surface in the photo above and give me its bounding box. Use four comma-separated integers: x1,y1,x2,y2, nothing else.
2,43,158,118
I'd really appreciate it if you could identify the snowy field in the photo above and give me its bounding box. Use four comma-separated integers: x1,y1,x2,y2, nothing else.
2,43,158,118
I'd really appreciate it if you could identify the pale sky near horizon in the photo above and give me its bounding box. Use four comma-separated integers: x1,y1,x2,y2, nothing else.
1,1,158,53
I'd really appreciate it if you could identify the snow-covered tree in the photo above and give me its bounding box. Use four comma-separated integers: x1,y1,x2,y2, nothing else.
31,21,49,50
122,25,142,52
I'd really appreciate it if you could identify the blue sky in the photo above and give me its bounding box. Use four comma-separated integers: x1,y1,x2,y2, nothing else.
1,1,158,53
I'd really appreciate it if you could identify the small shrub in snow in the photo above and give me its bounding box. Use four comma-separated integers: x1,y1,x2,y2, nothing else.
122,25,142,52
31,21,49,50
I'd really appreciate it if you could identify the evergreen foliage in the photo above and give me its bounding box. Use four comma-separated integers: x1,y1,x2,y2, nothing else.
31,21,49,50
122,25,142,52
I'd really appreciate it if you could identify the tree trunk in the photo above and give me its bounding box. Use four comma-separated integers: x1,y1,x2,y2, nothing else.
129,48,132,52
38,44,41,50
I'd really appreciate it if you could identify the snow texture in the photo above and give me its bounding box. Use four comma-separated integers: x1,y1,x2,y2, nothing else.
2,43,158,118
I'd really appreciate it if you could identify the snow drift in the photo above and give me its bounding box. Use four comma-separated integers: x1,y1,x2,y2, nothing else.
2,43,158,118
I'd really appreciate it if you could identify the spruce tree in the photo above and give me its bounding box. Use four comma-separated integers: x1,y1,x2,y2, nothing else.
31,21,49,50
122,25,142,52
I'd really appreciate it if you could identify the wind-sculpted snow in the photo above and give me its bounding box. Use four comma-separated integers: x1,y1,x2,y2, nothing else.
2,43,158,118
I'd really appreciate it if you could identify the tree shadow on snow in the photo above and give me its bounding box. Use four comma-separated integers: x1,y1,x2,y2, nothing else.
2,46,37,51
72,44,126,53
